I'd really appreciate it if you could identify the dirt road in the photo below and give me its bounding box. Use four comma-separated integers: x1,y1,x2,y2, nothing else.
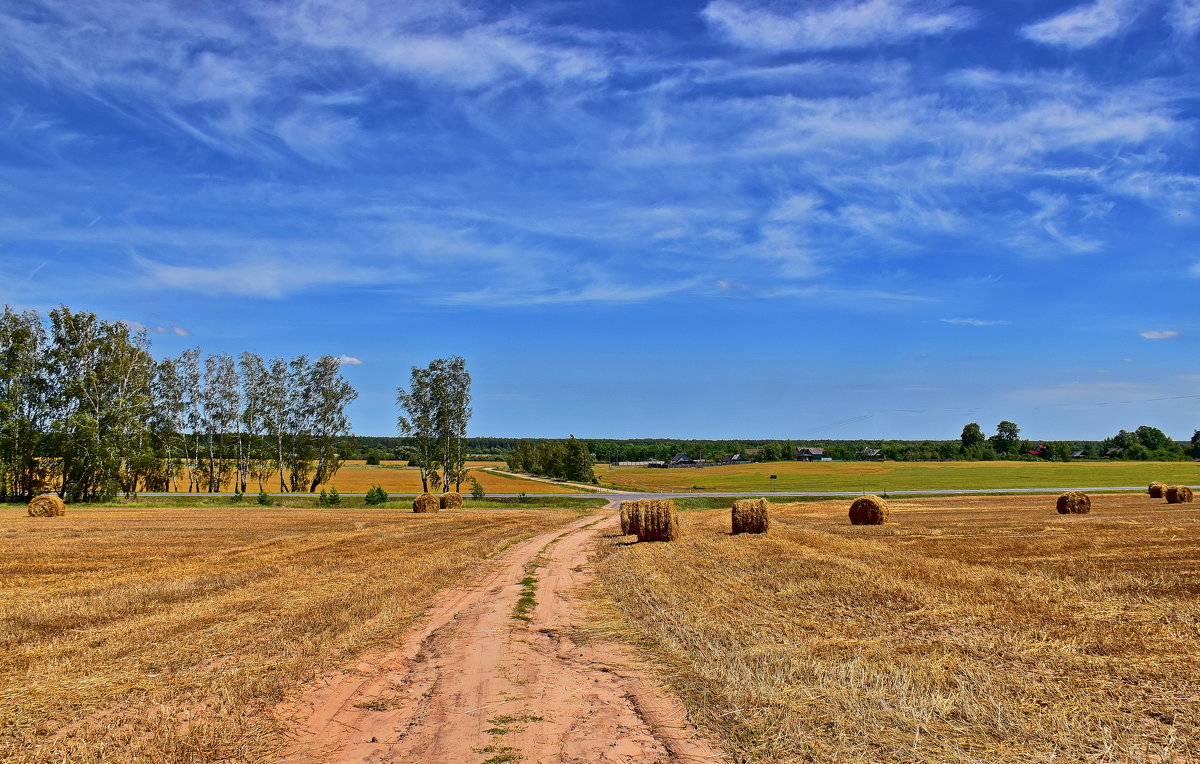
276,503,723,763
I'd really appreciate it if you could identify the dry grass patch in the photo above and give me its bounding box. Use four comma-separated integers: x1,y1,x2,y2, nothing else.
0,505,574,762
588,494,1200,763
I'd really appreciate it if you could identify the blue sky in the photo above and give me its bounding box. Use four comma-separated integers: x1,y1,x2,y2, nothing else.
1,0,1197,440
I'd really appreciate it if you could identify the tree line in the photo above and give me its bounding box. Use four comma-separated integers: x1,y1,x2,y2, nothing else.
505,436,595,483
0,305,358,502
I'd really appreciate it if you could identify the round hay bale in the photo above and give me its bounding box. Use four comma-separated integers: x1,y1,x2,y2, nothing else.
636,499,679,542
848,495,888,525
412,493,441,513
1148,481,1167,499
1165,485,1194,504
1056,491,1092,514
619,500,641,536
27,494,66,518
731,498,769,534
440,492,464,510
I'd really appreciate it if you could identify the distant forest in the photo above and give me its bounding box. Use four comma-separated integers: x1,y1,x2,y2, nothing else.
351,431,1200,465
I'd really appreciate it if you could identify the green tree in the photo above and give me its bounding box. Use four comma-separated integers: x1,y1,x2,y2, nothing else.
1134,425,1171,452
0,307,51,501
960,422,985,450
989,421,1020,457
1192,430,1200,459
397,357,472,493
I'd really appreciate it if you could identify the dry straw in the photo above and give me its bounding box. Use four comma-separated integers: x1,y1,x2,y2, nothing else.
731,498,769,534
1056,491,1092,514
1148,482,1167,499
440,492,464,510
27,494,66,517
1165,485,1194,504
619,500,641,536
636,499,679,542
848,495,888,525
412,493,441,513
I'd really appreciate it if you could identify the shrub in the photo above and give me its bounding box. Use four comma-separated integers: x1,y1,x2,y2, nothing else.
469,476,486,501
317,489,330,507
257,490,272,506
364,485,388,506
231,490,244,503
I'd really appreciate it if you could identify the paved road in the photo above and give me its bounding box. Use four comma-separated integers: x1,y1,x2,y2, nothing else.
137,485,1196,499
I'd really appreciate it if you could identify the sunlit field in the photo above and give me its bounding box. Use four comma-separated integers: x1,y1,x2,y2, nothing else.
588,493,1200,763
0,504,578,762
162,463,578,495
598,459,1200,494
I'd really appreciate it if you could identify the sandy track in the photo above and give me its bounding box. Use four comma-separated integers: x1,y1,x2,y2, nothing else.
276,504,723,763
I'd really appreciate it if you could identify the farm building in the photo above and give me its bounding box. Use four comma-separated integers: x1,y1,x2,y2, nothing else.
1071,450,1086,459
667,453,697,468
858,447,883,460
723,453,753,465
1105,447,1124,458
796,447,826,462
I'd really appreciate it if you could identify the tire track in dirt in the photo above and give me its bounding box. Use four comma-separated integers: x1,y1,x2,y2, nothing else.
275,503,724,763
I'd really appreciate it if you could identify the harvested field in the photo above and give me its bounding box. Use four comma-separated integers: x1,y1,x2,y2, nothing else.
161,464,577,495
0,504,575,762
588,493,1200,763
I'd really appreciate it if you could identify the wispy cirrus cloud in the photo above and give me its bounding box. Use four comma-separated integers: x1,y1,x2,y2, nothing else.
1140,330,1180,339
1022,0,1140,48
702,0,977,51
335,355,363,365
940,318,1009,326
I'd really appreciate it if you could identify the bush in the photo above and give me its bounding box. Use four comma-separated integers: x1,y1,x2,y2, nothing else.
231,490,243,503
365,485,389,506
468,477,485,501
257,490,272,506
365,452,381,466
317,488,342,507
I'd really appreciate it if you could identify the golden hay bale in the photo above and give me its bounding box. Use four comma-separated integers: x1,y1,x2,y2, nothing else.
619,500,641,536
27,494,66,517
412,493,441,513
1165,485,1194,504
731,498,769,534
440,492,463,509
636,499,679,542
848,495,888,525
1056,491,1092,514
1148,482,1167,498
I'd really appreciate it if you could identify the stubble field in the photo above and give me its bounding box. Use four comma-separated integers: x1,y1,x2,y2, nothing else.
588,493,1200,763
0,504,577,762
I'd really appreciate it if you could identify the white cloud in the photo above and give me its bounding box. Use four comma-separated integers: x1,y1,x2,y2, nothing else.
1190,262,1200,277
121,319,190,336
939,318,1009,326
1022,0,1139,48
1168,0,1200,34
335,355,363,365
1140,330,1180,339
702,0,976,51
